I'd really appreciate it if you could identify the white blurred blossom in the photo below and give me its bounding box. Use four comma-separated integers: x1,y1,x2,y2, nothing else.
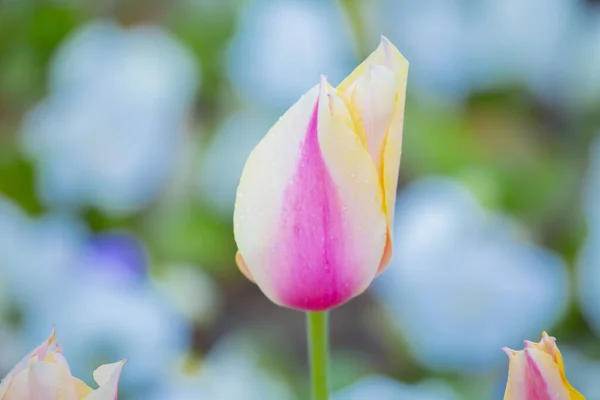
375,178,570,373
333,376,459,400
22,19,198,215
151,335,296,400
228,0,353,110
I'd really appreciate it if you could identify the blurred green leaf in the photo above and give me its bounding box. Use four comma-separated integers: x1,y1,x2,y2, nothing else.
143,202,237,275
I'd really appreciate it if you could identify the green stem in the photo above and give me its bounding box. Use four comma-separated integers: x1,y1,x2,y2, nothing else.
307,311,330,400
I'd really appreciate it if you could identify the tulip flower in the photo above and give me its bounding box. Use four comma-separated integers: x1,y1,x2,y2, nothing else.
233,36,408,312
503,332,585,399
0,329,125,400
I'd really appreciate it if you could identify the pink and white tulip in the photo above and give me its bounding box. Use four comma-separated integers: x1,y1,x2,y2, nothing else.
503,332,585,399
233,37,409,311
0,329,125,400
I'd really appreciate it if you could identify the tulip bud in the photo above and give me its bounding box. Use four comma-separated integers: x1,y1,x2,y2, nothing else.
503,332,585,399
0,329,125,400
233,37,408,311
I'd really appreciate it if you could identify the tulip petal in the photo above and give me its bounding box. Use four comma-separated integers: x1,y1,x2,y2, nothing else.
235,251,254,282
340,64,398,176
503,336,582,400
3,367,31,400
29,360,78,400
83,360,126,400
338,36,408,96
0,329,64,400
234,77,386,311
524,348,570,399
5,328,58,379
74,378,94,397
338,36,408,274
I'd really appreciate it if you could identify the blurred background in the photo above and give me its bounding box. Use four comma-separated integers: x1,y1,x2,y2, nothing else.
0,0,599,398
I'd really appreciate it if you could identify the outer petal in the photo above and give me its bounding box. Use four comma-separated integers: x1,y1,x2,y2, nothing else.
338,36,408,274
74,378,94,397
29,359,79,400
0,329,61,400
234,77,386,311
2,367,31,400
5,328,58,378
3,361,76,400
0,375,10,398
503,348,575,400
83,360,126,400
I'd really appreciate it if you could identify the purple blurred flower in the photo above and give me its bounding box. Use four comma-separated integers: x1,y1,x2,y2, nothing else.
76,232,147,285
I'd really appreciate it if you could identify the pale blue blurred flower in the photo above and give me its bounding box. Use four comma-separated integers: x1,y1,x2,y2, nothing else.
197,109,273,216
150,335,296,400
333,376,459,400
384,0,581,102
583,138,600,228
22,20,198,215
577,137,600,337
0,200,87,308
228,0,353,110
570,11,600,109
470,0,578,101
0,196,29,271
17,229,190,396
382,0,472,100
0,198,191,396
375,178,570,373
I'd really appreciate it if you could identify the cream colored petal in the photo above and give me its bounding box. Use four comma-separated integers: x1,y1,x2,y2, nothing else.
503,348,526,400
1,329,60,400
338,37,408,274
3,328,59,381
29,361,78,400
0,377,11,399
340,64,398,178
3,368,31,400
338,36,408,96
73,378,94,397
83,360,126,400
